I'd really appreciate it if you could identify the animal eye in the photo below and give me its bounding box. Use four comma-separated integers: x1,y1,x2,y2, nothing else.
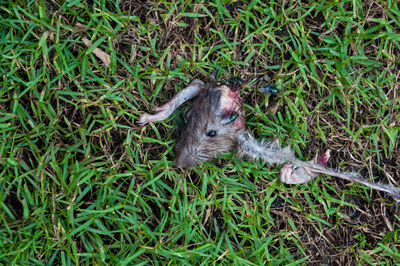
207,130,217,137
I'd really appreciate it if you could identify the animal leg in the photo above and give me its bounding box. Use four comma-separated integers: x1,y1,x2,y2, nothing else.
137,79,205,125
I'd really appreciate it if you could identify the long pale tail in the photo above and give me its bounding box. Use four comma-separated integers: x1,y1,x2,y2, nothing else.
236,130,400,202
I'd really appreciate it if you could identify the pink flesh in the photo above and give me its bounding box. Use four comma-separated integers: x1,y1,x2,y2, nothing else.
219,85,245,130
317,150,331,166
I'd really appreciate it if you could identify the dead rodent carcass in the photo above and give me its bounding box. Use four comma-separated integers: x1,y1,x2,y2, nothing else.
138,73,245,168
138,72,400,201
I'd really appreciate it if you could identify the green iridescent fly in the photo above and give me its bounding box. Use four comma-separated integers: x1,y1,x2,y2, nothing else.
222,112,238,124
260,85,280,95
225,76,245,91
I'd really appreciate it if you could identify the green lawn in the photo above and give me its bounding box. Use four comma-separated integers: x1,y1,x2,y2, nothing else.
1,0,400,264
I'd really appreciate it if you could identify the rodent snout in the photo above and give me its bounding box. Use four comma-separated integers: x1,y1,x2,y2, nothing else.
174,155,199,168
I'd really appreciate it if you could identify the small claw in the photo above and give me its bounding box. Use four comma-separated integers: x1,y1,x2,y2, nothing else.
137,113,153,126
136,120,147,126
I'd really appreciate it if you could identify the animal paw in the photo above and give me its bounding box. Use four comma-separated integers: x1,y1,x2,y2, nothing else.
137,107,171,125
280,163,313,184
137,113,153,125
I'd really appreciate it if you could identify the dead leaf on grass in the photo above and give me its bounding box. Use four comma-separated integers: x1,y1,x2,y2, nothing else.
82,37,111,68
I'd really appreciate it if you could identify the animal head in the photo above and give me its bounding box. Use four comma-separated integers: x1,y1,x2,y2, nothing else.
174,84,245,168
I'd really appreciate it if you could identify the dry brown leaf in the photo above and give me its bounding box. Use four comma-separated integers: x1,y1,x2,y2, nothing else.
82,37,111,68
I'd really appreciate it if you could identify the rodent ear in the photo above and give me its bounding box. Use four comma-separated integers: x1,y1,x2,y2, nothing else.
206,88,222,113
183,107,192,123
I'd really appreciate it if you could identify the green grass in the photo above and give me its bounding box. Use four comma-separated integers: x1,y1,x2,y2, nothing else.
1,0,400,264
